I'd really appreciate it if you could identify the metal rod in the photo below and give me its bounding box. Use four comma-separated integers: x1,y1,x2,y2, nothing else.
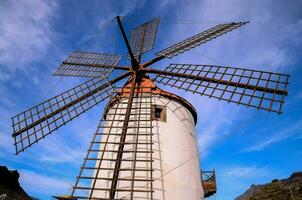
142,55,165,68
115,16,138,70
109,72,137,199
145,68,288,95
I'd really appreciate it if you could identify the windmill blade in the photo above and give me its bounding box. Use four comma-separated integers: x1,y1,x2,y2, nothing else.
129,17,160,60
156,22,248,58
12,72,131,154
53,51,123,78
150,64,289,113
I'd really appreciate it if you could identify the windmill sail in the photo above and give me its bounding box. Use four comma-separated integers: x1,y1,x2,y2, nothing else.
129,17,160,60
72,86,154,199
53,51,122,78
11,75,125,154
11,15,290,200
156,22,248,58
152,64,289,113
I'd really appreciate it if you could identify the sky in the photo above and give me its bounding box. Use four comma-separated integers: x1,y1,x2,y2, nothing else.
0,0,302,199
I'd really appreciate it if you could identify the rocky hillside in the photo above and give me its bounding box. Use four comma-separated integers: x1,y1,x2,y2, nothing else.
236,172,302,200
0,166,32,200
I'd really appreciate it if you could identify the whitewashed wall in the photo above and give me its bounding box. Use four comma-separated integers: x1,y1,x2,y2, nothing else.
91,94,203,200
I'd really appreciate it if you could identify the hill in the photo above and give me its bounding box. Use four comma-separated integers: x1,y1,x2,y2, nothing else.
0,166,32,200
235,172,302,200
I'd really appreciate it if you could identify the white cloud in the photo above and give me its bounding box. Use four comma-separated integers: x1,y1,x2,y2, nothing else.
196,103,239,156
0,1,300,199
243,119,302,152
0,84,15,107
19,169,71,194
156,0,172,11
214,164,274,199
222,165,269,179
0,69,11,81
15,113,99,164
163,0,301,69
0,0,58,71
0,0,148,166
74,0,147,50
120,0,146,17
0,131,13,153
31,77,40,85
37,139,86,164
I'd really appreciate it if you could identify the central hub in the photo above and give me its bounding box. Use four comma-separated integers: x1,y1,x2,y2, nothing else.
131,59,140,71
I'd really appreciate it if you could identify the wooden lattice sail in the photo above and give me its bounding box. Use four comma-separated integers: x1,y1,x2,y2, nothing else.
11,16,289,200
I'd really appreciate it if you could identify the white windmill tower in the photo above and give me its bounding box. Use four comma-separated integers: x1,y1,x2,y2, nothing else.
11,16,289,200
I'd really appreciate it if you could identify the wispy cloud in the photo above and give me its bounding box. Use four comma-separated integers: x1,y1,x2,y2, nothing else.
215,164,275,199
243,119,302,152
19,169,71,195
0,0,58,71
0,84,15,107
73,0,147,50
0,0,148,166
0,1,301,199
221,165,270,179
163,0,301,70
37,139,86,164
0,130,13,154
16,113,100,164
195,102,240,156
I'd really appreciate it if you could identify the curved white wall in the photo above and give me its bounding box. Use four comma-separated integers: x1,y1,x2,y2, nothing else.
91,94,203,200
152,95,203,200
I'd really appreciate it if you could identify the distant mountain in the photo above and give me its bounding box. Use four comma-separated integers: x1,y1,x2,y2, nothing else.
0,165,32,200
235,172,302,200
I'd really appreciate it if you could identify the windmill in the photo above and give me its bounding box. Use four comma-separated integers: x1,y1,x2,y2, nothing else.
11,16,289,200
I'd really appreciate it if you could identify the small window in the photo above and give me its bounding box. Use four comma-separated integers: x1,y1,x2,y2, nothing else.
155,107,162,118
152,105,167,122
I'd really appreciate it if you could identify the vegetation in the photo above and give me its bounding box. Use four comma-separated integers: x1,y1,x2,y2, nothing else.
236,172,302,200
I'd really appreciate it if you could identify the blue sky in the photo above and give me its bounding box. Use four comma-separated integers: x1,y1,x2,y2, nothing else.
0,0,301,199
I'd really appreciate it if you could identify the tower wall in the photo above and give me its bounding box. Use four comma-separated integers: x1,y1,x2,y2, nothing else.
151,95,203,200
91,94,203,199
